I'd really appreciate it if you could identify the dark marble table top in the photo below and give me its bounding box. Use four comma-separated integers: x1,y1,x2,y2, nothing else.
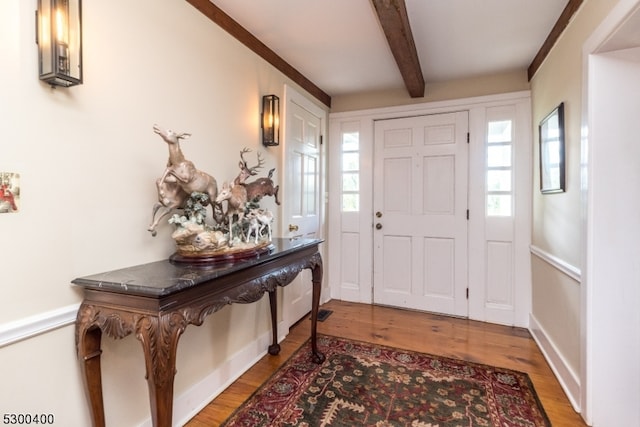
72,238,322,297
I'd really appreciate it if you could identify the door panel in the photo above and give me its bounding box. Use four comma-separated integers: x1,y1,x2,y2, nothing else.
373,111,469,317
423,237,455,298
283,91,323,328
423,155,454,213
382,235,412,294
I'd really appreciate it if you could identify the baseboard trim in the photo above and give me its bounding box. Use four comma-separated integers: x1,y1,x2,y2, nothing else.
0,304,80,348
139,321,288,427
530,245,581,282
529,313,581,413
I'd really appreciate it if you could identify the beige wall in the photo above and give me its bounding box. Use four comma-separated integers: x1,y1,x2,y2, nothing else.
531,257,581,365
331,69,529,112
529,0,617,384
531,0,616,267
0,1,326,426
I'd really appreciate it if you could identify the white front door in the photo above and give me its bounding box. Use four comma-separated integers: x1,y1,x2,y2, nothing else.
373,111,469,317
282,86,324,328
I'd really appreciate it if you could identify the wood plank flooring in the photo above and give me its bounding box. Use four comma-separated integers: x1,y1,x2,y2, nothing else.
186,300,587,426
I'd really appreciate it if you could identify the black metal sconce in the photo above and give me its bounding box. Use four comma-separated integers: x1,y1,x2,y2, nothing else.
36,0,83,87
261,95,280,146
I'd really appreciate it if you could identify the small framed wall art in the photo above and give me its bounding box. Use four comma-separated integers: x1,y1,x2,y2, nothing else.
539,103,565,193
0,172,20,213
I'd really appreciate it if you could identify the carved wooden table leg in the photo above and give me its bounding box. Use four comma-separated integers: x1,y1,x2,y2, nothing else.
135,313,187,427
310,256,325,363
267,290,281,355
76,320,106,427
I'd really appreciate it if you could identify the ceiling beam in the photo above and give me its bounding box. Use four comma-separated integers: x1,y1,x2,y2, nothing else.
371,0,425,98
185,0,331,108
528,0,584,81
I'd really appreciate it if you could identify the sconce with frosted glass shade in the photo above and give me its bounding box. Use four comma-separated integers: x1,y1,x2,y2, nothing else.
261,95,280,146
36,0,82,87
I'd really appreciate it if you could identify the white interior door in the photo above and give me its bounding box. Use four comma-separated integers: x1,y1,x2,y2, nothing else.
282,86,323,328
373,112,469,317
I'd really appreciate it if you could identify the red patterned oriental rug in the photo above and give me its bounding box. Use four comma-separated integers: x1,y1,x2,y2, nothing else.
221,335,551,427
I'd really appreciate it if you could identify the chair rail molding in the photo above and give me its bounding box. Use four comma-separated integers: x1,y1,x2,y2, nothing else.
0,304,79,348
530,244,581,282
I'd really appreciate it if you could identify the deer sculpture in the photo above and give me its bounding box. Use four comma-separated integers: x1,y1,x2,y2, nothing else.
234,148,281,205
213,149,281,245
245,208,274,243
148,178,189,236
148,125,220,235
246,168,280,205
215,181,248,245
234,148,264,185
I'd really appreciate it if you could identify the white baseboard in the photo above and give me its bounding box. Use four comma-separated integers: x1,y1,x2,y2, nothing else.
139,321,288,427
0,304,80,348
529,313,581,413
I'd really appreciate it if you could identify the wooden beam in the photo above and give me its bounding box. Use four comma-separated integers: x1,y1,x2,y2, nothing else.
528,0,584,81
370,0,425,98
185,0,331,108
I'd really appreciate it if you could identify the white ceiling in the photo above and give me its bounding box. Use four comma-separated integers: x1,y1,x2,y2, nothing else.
210,0,569,97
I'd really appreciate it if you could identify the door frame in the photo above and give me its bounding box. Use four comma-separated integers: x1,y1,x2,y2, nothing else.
580,1,640,423
328,91,532,326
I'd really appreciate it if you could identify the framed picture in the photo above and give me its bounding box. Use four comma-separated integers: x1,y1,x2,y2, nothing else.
0,172,20,213
539,103,565,193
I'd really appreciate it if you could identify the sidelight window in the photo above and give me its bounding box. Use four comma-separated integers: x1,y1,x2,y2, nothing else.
341,131,360,212
486,120,513,216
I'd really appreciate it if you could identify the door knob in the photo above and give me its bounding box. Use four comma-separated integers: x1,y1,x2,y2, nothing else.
375,223,383,230
289,224,299,232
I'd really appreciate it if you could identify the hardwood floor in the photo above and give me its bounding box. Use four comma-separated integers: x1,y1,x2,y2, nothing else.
186,300,587,426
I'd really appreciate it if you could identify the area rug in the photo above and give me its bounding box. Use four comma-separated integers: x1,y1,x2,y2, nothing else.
221,335,551,427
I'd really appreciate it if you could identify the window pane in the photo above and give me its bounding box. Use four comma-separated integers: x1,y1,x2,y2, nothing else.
488,120,512,143
487,170,511,191
341,129,360,212
305,156,317,215
342,194,359,212
487,195,512,216
487,145,511,167
342,132,359,151
342,173,359,192
342,152,359,171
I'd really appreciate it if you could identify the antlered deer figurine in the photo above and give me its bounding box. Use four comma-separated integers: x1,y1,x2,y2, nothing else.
234,149,280,205
235,148,264,185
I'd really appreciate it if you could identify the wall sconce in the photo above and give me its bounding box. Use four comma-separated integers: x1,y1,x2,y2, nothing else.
36,0,83,87
261,95,280,146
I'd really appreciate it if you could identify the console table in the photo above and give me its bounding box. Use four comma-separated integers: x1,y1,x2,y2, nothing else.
73,238,324,427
